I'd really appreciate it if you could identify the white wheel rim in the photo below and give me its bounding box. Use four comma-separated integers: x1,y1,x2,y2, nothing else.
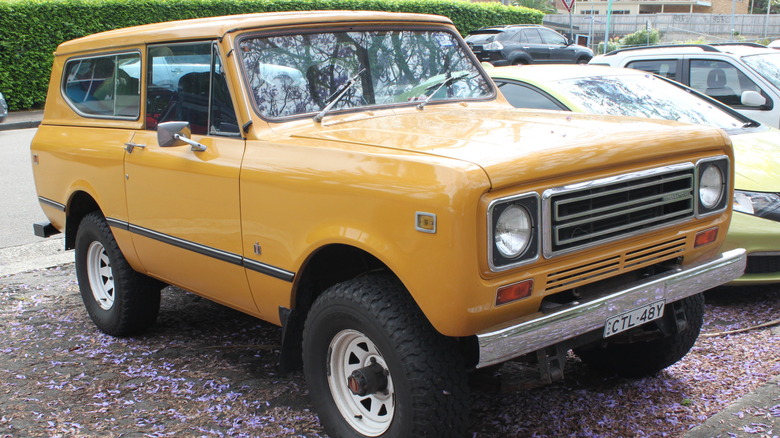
327,329,395,436
86,241,115,310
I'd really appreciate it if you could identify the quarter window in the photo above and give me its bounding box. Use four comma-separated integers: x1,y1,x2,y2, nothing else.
62,53,141,118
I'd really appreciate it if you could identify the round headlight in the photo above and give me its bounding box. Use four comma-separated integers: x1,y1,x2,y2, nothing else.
495,205,532,259
699,164,724,209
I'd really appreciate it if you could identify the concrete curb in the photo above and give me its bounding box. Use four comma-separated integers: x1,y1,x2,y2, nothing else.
0,119,41,131
0,111,43,132
684,375,780,437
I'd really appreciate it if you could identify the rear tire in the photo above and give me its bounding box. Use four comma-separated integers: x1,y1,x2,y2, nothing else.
74,212,161,336
302,274,469,437
575,294,705,377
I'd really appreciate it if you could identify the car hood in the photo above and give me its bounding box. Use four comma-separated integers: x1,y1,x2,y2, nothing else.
732,128,780,192
281,107,728,190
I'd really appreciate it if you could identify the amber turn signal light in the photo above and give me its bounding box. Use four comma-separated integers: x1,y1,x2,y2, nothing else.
694,227,718,248
496,279,533,306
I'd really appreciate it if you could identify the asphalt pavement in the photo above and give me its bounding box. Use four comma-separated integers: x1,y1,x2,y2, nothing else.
1,110,778,436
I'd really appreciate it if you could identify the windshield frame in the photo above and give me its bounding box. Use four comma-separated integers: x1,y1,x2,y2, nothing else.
235,24,496,122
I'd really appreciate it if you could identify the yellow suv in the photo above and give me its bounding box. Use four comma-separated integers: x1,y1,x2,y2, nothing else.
31,11,745,437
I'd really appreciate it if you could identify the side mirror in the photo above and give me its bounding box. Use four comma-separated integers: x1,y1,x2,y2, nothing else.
741,90,767,107
157,121,207,151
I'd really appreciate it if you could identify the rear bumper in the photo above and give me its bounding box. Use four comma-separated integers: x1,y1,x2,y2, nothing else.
33,221,61,238
476,248,747,368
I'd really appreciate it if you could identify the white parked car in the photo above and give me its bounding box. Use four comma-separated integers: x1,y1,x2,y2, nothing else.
591,43,780,128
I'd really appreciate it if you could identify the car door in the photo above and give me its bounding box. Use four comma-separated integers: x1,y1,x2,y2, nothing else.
518,28,549,63
123,41,256,314
539,28,573,64
683,57,779,128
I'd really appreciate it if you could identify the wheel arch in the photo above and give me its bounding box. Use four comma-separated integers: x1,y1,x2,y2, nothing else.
65,190,102,250
508,52,532,65
279,243,392,371
278,243,480,371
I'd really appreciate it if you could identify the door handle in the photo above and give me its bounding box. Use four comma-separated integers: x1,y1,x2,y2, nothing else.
124,142,146,153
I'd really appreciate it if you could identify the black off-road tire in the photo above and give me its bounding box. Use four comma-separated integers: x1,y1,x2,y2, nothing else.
302,274,469,438
74,212,162,337
575,294,705,377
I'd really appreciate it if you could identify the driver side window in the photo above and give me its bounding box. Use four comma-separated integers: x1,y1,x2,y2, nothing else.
146,42,239,135
689,59,761,107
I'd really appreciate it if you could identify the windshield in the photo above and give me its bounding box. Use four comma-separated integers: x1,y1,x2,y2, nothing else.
553,73,748,130
238,29,492,119
742,52,780,90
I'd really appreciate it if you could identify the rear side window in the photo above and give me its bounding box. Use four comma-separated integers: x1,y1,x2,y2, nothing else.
626,59,678,81
62,53,141,118
522,29,544,44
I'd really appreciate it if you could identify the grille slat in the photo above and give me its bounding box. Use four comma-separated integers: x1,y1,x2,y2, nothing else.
556,208,693,246
546,166,695,255
545,238,686,292
554,176,693,221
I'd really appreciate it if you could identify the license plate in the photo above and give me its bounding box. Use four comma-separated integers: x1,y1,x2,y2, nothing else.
604,300,665,338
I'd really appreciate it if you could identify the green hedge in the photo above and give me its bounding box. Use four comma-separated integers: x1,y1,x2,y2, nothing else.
0,0,541,111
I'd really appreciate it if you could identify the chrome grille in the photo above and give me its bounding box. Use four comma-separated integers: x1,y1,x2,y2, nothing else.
544,165,695,256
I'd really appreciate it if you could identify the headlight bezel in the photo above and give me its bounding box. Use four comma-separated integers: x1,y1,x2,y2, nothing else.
695,157,730,218
488,193,540,272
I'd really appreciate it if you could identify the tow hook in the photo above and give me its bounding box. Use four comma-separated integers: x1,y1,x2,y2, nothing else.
347,360,388,396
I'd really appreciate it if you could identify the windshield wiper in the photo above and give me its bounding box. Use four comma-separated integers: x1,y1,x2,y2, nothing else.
313,68,366,123
416,72,472,110
741,120,761,128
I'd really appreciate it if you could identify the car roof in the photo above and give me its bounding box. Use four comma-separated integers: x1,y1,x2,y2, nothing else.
469,24,542,33
487,64,645,83
55,11,453,56
598,43,776,59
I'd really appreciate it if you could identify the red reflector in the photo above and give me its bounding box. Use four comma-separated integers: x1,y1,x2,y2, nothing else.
496,280,533,306
695,227,718,248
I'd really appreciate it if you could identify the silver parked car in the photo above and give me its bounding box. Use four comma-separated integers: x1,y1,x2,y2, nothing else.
0,92,7,123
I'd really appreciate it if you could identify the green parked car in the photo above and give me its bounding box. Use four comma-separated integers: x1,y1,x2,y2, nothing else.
489,64,780,284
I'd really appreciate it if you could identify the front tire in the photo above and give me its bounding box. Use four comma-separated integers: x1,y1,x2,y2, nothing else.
75,212,161,336
302,274,469,437
575,294,705,377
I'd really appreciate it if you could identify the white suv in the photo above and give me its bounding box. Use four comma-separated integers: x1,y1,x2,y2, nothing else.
591,43,780,128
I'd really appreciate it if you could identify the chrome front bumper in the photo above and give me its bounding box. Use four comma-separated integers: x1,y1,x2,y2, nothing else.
476,248,747,368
